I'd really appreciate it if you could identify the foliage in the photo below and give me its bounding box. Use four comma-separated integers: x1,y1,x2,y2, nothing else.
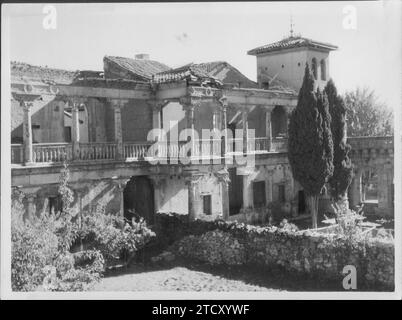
288,64,334,228
77,210,156,265
278,219,299,233
343,87,393,137
11,163,155,292
325,79,354,200
11,214,59,291
332,203,365,242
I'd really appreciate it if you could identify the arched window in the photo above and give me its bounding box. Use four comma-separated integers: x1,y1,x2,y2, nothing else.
320,59,326,80
311,58,317,80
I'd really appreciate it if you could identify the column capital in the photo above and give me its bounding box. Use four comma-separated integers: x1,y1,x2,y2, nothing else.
109,98,129,109
179,97,202,110
19,100,34,111
185,174,204,186
112,177,130,189
147,99,168,112
214,168,230,186
149,175,165,188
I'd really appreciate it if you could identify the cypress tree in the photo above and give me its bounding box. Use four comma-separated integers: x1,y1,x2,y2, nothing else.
288,64,334,228
325,79,353,203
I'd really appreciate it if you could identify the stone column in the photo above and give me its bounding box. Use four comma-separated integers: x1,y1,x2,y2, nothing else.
241,174,253,210
70,98,84,160
110,99,128,160
242,109,248,154
185,175,203,221
350,167,363,209
21,100,34,165
215,168,230,220
26,194,36,221
266,169,274,204
219,96,228,157
150,176,164,214
266,109,272,151
148,100,164,141
113,178,129,218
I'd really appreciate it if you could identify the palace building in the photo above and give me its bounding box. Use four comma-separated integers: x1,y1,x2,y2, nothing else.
10,34,394,224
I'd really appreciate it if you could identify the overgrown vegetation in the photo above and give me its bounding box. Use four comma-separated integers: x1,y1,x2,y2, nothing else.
343,87,393,137
11,163,155,292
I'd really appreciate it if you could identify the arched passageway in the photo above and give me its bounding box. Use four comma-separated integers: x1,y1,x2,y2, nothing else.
123,176,155,224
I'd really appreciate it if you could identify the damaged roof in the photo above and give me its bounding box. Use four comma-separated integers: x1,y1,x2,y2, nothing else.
10,61,79,84
248,36,338,55
104,56,171,81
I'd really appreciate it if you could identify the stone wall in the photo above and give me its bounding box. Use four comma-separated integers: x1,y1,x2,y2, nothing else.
155,214,394,290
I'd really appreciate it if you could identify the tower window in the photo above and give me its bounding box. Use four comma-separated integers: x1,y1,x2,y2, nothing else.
298,62,301,67
262,82,269,90
320,59,326,80
311,58,317,80
281,64,284,68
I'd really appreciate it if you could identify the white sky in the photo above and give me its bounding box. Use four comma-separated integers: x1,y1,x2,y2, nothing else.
4,1,401,110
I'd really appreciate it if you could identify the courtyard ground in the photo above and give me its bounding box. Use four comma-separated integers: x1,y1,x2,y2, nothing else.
92,259,346,292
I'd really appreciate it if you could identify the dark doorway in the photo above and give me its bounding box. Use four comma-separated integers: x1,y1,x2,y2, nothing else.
253,181,266,208
271,106,288,138
227,122,236,153
228,167,243,215
298,190,306,214
123,176,155,224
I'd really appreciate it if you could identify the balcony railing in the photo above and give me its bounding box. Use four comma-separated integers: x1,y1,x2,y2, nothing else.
33,143,73,163
12,137,289,165
80,142,117,160
124,142,153,159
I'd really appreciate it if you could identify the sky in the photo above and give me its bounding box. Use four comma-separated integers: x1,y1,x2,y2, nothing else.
4,1,401,111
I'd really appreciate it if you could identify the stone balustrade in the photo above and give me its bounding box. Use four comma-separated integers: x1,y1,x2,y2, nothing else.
79,142,117,160
123,142,153,159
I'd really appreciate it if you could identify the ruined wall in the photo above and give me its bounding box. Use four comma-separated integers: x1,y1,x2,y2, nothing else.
122,99,153,142
11,99,65,143
17,179,121,219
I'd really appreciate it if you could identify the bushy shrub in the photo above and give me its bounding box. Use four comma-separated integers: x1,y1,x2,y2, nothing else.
11,163,156,291
77,210,156,265
332,203,365,240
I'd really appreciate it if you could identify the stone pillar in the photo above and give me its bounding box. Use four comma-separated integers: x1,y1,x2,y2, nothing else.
241,174,253,209
71,99,81,160
148,100,164,141
266,169,274,204
378,164,393,216
21,100,34,165
109,99,126,160
266,109,272,151
242,109,248,153
150,176,164,214
26,194,36,221
350,167,363,209
219,96,228,157
185,175,203,221
215,168,230,220
113,178,128,218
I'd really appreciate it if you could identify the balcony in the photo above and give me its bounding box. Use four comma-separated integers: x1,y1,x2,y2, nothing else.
11,137,289,166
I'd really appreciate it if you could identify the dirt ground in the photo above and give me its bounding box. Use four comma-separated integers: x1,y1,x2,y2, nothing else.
92,260,344,292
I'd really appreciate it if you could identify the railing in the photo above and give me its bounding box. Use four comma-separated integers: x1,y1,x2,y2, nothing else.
80,142,117,160
271,138,288,152
124,142,152,159
194,139,222,157
33,143,72,163
12,137,291,166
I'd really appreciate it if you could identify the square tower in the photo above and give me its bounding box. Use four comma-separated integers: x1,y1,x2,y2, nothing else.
248,36,338,91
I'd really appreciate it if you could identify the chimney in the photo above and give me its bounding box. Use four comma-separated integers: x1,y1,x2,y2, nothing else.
135,53,150,60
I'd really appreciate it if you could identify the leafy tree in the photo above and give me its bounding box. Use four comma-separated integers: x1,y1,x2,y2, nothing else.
325,79,353,202
343,87,393,137
288,64,334,228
